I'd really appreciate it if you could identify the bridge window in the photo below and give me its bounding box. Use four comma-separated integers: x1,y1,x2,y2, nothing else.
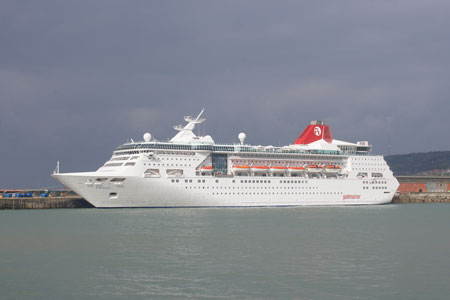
357,172,368,179
111,178,125,182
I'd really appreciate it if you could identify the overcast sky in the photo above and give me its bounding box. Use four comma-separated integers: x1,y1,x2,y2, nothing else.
1,0,450,188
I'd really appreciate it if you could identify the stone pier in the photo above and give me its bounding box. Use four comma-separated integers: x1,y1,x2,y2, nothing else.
0,196,93,210
392,192,450,203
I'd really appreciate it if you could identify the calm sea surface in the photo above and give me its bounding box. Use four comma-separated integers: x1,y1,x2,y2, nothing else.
1,204,450,300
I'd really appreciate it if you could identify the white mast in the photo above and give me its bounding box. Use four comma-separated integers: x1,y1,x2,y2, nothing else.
53,161,60,174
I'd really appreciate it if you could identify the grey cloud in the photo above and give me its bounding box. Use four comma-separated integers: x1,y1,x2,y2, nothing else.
1,0,449,188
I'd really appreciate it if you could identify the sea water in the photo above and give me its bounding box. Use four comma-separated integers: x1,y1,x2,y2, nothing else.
1,204,450,300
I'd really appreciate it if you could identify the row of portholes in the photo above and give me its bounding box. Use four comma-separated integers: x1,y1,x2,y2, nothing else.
145,163,192,167
185,186,320,190
210,192,343,195
363,186,388,190
158,157,198,161
354,159,383,161
363,181,387,184
280,180,308,184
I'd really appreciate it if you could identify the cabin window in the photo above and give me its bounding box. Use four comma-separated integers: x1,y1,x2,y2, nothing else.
111,178,126,182
144,169,160,178
166,169,183,177
111,157,129,161
104,163,123,167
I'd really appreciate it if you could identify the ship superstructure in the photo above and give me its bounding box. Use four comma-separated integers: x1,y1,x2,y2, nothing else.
52,110,399,207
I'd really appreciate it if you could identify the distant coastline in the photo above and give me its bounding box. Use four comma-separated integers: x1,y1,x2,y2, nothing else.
385,151,450,176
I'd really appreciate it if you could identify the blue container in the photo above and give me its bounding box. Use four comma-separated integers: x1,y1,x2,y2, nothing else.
40,192,49,197
24,192,33,197
14,193,24,198
4,193,12,198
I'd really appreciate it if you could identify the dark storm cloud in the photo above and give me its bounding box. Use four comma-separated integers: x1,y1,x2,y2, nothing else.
1,0,450,188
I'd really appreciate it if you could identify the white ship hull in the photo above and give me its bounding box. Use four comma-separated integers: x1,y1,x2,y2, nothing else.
52,172,398,208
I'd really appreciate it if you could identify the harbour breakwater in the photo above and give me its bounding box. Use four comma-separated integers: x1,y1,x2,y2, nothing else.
392,192,450,203
0,196,93,210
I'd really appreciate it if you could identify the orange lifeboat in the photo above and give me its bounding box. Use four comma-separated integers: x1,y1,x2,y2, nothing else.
232,165,250,173
251,165,269,173
288,166,305,174
201,165,213,173
306,164,323,173
324,165,341,173
270,166,287,173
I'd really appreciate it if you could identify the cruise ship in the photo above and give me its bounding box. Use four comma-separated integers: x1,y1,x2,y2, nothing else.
52,109,399,207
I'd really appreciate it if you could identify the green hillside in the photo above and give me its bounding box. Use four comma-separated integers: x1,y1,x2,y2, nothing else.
385,151,450,175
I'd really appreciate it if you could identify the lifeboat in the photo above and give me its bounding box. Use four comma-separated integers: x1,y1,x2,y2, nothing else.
201,166,213,173
306,164,323,173
251,165,269,174
232,165,250,173
324,165,341,173
270,166,287,174
288,166,305,174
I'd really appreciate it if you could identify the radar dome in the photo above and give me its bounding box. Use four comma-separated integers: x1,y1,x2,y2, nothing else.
143,132,152,142
238,132,246,144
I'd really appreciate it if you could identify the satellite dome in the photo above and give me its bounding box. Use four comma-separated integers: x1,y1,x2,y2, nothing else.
238,132,246,144
143,132,152,142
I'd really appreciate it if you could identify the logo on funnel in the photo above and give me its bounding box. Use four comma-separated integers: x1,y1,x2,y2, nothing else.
314,126,322,136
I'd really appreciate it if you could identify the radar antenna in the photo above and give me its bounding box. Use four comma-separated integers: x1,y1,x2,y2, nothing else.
170,108,209,143
184,108,205,124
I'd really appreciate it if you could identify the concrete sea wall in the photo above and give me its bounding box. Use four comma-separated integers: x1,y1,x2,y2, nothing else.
392,192,450,203
0,197,93,210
